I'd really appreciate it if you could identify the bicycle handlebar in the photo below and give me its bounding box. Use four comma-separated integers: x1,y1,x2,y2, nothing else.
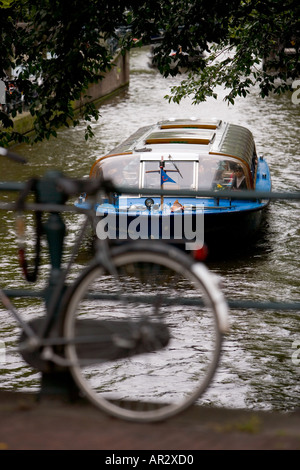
56,175,117,197
0,148,117,285
0,145,117,198
0,147,27,164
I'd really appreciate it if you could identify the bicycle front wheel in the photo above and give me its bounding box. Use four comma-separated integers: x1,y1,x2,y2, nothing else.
63,242,228,422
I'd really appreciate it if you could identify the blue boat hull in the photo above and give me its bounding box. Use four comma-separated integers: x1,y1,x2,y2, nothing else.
203,204,267,244
94,197,270,251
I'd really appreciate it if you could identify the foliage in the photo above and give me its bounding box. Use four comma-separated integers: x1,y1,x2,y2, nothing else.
0,0,299,146
165,0,300,106
0,0,134,145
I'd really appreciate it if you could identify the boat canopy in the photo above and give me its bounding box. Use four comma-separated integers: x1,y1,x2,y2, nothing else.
89,120,258,189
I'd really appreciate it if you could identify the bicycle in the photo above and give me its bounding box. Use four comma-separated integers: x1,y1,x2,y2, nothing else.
0,147,229,423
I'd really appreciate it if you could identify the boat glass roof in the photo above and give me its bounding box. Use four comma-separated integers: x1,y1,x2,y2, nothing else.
159,118,222,129
145,129,215,145
90,121,257,188
210,124,255,168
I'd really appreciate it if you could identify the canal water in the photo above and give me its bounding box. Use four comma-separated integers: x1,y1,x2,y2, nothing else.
0,46,299,412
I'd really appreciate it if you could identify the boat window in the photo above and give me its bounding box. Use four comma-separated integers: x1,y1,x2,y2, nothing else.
198,156,248,190
143,160,195,189
95,155,140,187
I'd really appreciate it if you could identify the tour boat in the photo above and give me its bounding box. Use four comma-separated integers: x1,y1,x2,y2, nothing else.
78,118,271,250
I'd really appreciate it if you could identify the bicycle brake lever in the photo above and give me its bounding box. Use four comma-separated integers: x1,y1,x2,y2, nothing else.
0,147,27,164
57,176,118,197
77,177,118,195
56,177,79,196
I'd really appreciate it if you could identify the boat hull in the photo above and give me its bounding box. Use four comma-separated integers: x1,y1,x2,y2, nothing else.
94,199,269,250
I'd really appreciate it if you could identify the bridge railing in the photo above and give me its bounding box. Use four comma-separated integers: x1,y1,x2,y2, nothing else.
0,179,299,314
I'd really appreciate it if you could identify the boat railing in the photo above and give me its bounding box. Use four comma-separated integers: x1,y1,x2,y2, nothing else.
109,185,300,202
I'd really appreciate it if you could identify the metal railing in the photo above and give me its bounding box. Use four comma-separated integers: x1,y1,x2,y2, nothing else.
0,178,299,314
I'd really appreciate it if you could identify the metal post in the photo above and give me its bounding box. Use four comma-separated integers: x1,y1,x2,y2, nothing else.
35,171,79,399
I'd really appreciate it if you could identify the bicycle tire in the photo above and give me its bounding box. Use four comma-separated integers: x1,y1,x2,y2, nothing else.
63,241,228,422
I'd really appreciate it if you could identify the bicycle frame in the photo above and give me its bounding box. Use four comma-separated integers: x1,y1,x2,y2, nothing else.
0,169,163,369
0,171,98,354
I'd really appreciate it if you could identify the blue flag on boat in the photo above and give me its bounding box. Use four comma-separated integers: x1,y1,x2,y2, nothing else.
161,169,176,185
